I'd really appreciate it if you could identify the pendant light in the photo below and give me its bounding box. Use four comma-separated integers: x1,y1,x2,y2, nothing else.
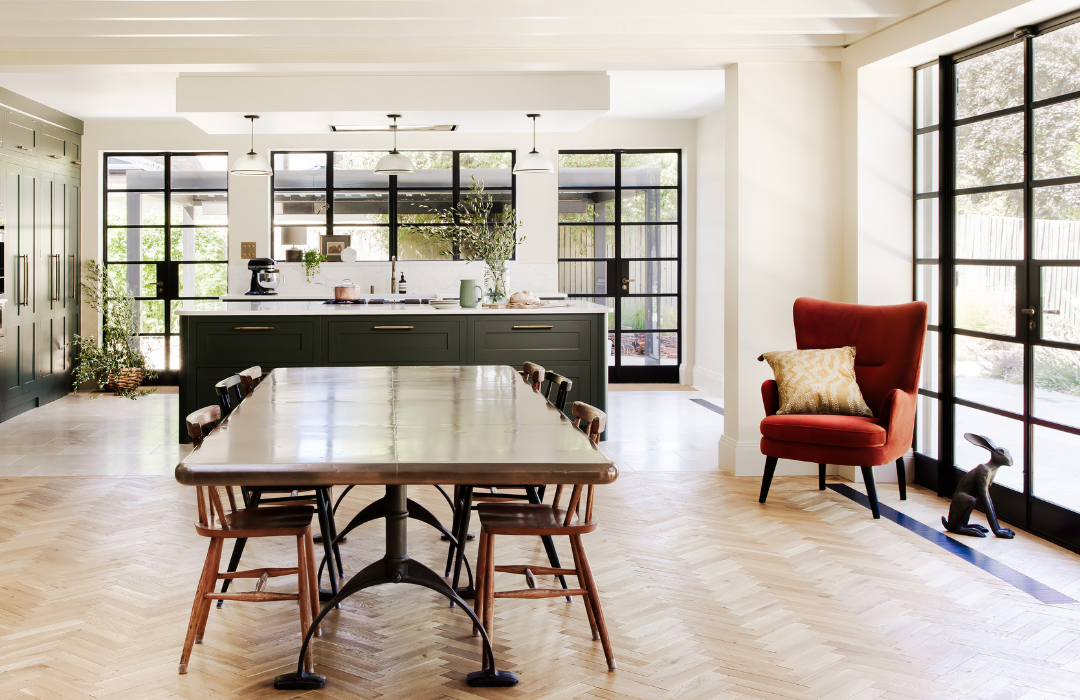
374,114,416,175
230,115,273,177
513,113,554,174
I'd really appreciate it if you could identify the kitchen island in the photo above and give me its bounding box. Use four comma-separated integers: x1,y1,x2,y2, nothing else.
176,300,610,443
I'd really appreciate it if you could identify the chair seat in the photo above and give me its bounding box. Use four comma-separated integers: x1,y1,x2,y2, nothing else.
477,503,597,536
760,413,886,448
197,505,315,537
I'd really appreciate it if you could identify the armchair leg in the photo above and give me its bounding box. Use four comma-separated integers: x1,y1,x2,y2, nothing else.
818,464,826,491
759,456,779,503
861,466,881,519
896,458,907,500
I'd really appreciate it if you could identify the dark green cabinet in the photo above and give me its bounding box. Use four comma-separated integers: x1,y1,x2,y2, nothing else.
469,316,593,364
326,317,464,365
194,320,318,365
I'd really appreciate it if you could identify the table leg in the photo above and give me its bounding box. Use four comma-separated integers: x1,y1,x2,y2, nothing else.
314,489,339,601
450,486,474,602
273,485,518,690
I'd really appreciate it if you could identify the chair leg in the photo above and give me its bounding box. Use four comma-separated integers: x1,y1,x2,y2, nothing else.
896,457,907,500
571,535,615,670
570,535,600,641
472,530,489,638
861,466,881,519
303,529,321,636
759,456,779,503
295,534,314,673
482,532,495,638
194,538,224,644
217,538,248,606
179,538,222,674
819,464,827,490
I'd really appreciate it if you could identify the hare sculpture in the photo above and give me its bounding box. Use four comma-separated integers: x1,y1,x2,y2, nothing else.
941,433,1015,539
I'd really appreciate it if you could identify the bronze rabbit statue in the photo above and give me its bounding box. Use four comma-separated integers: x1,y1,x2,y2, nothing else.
942,433,1015,539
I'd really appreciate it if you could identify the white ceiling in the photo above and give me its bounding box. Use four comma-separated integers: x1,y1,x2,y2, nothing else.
0,1,922,127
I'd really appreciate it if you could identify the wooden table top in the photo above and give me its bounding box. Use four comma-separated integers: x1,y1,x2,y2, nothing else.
175,365,618,488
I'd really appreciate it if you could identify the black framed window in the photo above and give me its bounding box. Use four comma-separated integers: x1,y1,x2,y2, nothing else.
913,8,1080,549
271,151,515,261
558,150,682,383
103,153,229,375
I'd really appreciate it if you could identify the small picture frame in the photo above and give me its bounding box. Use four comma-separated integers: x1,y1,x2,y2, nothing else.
320,235,351,262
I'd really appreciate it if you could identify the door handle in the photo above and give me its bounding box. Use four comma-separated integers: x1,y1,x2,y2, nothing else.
233,326,275,331
1021,308,1037,315
20,254,29,307
373,326,414,330
622,278,635,283
68,254,75,299
54,254,61,301
513,325,553,330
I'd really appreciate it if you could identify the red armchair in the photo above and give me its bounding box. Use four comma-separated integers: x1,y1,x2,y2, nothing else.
758,298,928,518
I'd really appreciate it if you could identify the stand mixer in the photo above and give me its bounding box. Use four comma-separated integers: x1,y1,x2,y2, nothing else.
245,258,282,295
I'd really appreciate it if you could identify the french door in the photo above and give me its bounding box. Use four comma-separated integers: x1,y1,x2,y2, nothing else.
557,150,682,383
914,11,1080,549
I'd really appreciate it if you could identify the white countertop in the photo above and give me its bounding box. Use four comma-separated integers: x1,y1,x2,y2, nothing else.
176,300,610,316
219,292,568,302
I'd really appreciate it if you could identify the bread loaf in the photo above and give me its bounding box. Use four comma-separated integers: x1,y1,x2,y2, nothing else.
509,290,542,305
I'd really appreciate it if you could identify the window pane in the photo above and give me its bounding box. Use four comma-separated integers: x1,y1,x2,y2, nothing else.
956,113,1024,189
627,261,677,295
1034,99,1080,180
273,153,327,188
1040,266,1080,343
140,336,165,371
915,132,939,193
333,152,389,188
559,153,615,187
274,192,326,225
955,335,1024,414
169,336,180,371
955,42,1024,119
955,265,1016,335
334,191,389,224
171,155,228,190
916,264,939,326
1033,426,1080,511
622,224,678,258
954,405,1024,491
170,192,228,226
397,226,452,260
110,263,158,298
1035,185,1080,258
398,191,454,224
170,227,227,262
955,190,1024,259
333,226,389,260
461,152,512,188
1034,22,1080,101
107,228,165,262
135,300,164,334
171,300,223,332
915,395,939,459
920,329,940,392
621,152,678,187
559,225,613,259
620,332,678,365
620,297,678,330
1034,346,1080,429
622,189,677,222
396,151,452,188
915,197,939,258
915,65,939,129
272,226,325,261
567,295,614,331
107,191,165,226
178,263,228,298
559,189,615,223
106,155,164,189
559,261,614,295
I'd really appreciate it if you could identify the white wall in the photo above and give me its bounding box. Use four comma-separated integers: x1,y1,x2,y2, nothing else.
693,107,725,396
720,61,843,477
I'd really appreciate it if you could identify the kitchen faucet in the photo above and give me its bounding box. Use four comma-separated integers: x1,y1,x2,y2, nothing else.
390,255,396,295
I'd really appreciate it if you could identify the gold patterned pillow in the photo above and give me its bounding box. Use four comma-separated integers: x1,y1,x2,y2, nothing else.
759,346,873,417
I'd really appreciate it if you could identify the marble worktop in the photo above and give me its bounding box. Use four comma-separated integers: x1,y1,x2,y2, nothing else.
175,299,611,316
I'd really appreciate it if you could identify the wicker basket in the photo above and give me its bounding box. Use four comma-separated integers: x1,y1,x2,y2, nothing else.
107,368,145,393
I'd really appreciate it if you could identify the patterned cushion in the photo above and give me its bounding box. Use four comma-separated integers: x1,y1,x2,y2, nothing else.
759,346,873,417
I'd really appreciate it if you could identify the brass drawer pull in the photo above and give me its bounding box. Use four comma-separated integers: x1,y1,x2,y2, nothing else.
234,326,275,331
49,154,62,159
16,145,30,151
513,325,554,330
73,160,82,166
374,325,414,330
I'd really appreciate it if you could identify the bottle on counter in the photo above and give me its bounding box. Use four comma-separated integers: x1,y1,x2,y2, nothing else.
398,272,407,294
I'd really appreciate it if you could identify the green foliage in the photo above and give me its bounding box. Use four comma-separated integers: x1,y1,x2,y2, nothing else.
73,261,157,399
302,248,327,282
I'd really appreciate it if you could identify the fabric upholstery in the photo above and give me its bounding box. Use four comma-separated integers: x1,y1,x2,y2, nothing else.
760,346,873,417
759,299,927,468
760,414,885,448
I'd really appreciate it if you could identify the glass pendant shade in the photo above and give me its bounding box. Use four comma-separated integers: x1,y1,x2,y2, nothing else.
513,150,554,174
230,150,273,176
374,151,415,175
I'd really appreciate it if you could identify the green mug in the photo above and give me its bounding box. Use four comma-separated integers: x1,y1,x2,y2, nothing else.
459,279,484,308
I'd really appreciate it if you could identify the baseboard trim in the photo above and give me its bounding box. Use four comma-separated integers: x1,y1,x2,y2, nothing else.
691,366,723,396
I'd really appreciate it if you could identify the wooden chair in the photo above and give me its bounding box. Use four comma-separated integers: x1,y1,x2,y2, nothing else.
214,375,244,416
518,361,545,390
180,406,320,675
237,365,263,397
472,401,615,671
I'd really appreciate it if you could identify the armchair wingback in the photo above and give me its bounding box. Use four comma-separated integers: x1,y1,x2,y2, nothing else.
758,298,928,518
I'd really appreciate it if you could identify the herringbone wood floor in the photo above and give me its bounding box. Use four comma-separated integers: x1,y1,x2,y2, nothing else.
2,472,1080,700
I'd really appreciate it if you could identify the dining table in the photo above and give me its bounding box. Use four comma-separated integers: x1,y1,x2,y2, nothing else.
174,364,618,689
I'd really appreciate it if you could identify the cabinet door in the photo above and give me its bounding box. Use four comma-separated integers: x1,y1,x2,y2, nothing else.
326,318,465,364
39,125,66,162
3,111,37,157
469,316,594,364
67,132,82,168
1,322,20,403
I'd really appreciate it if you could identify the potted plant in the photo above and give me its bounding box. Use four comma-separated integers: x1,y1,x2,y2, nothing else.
302,248,327,282
416,177,523,303
71,261,157,399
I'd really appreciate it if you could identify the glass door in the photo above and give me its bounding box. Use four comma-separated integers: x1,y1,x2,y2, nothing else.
104,154,229,381
557,150,682,383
